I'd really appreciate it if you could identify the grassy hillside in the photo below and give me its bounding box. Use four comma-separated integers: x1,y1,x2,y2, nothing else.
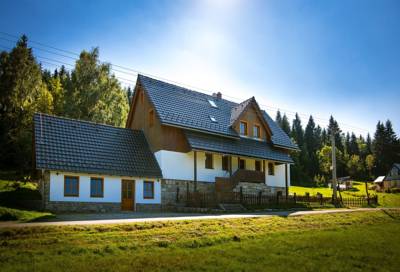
290,181,400,207
0,210,399,271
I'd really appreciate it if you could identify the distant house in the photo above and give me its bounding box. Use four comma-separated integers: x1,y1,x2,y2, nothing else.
374,164,400,191
33,74,297,212
383,163,400,190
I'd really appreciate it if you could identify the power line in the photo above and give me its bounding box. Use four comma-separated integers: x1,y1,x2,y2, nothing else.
0,31,375,134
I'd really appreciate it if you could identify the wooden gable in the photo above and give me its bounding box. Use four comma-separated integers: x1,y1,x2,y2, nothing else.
231,98,272,141
126,80,190,153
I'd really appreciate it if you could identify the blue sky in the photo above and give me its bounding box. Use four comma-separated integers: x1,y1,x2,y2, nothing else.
2,0,399,135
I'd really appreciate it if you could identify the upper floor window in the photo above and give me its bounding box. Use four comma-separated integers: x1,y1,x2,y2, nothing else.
205,153,214,169
240,121,248,136
255,160,261,172
90,177,104,198
149,109,154,127
64,176,79,197
268,162,275,176
253,125,261,138
222,156,229,171
143,181,154,199
239,158,246,170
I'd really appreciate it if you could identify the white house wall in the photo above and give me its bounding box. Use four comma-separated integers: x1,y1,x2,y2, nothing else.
49,171,160,204
155,150,290,186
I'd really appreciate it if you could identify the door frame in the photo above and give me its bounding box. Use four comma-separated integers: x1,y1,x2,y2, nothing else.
121,179,135,211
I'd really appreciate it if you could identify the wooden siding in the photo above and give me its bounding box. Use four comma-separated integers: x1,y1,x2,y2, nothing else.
232,104,271,141
127,85,190,153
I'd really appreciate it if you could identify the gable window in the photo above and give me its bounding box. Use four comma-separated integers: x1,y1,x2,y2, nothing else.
149,109,154,127
268,162,275,176
239,159,246,170
90,177,104,198
208,99,218,108
143,181,154,199
222,156,229,171
64,176,79,197
205,153,213,169
255,160,261,171
253,125,261,138
240,121,248,136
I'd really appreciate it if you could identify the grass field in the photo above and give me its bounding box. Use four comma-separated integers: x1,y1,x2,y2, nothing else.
0,210,399,271
290,181,400,207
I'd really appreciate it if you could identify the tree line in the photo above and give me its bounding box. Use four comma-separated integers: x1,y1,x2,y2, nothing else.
276,111,400,185
0,36,130,174
1,35,399,183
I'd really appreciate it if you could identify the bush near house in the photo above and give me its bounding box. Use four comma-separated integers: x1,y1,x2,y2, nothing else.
0,178,54,221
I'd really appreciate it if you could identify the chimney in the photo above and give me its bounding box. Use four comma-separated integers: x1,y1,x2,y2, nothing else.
212,92,222,99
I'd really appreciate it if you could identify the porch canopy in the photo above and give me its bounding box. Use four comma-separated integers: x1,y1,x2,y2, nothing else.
184,130,293,163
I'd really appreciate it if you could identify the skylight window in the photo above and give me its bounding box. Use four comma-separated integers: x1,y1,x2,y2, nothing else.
208,99,218,108
209,115,217,123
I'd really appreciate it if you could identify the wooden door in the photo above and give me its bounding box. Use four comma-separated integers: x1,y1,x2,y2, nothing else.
121,180,135,211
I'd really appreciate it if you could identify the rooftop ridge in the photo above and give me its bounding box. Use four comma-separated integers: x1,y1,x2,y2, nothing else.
34,112,131,131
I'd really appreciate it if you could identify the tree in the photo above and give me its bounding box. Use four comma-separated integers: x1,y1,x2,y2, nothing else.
0,35,53,170
281,114,291,135
347,155,364,179
275,110,282,127
126,86,134,106
365,154,375,180
373,120,399,175
67,48,129,127
304,116,319,179
349,133,360,156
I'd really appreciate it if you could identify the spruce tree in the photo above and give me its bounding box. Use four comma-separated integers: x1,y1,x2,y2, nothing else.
281,114,291,135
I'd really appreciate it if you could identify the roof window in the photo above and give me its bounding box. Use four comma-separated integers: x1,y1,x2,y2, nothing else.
208,99,218,108
209,115,217,123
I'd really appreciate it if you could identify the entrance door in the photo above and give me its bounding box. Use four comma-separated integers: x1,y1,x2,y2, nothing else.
121,180,135,211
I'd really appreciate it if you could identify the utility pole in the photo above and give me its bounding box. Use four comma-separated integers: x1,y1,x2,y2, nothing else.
331,131,338,204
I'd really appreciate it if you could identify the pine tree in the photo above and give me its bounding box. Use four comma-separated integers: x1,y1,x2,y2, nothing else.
349,133,360,155
304,116,319,179
281,114,291,135
275,110,282,127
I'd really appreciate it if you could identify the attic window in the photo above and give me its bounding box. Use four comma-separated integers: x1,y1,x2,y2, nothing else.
209,115,217,123
208,99,218,108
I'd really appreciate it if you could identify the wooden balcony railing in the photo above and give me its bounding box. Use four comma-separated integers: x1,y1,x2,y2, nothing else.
215,169,265,193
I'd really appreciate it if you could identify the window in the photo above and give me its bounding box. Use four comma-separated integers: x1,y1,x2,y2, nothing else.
208,99,217,108
240,121,248,136
149,109,154,127
253,125,261,138
209,115,217,123
90,177,104,198
239,159,246,170
64,176,79,197
143,181,154,199
205,153,213,169
268,162,275,176
255,160,261,171
222,156,229,171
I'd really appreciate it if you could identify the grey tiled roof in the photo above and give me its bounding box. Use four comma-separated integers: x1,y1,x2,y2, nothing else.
34,113,162,178
185,130,293,163
139,75,298,150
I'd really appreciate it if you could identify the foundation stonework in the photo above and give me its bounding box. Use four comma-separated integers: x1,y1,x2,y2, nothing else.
161,179,215,205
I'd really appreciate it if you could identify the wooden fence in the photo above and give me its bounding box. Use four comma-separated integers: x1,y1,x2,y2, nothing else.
182,189,377,209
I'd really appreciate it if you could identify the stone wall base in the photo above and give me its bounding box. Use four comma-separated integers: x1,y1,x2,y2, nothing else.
45,201,121,213
233,182,286,196
161,179,215,206
136,203,162,212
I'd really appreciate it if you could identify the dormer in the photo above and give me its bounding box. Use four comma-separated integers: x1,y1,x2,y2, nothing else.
230,97,272,141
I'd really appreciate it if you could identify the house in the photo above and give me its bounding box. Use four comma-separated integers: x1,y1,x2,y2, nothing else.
34,74,297,212
377,163,400,190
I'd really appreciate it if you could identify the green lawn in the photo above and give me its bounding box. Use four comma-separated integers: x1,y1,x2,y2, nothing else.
290,181,400,207
0,210,399,271
0,206,54,222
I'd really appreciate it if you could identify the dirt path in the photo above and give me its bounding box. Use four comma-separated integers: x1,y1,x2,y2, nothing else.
1,208,393,229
